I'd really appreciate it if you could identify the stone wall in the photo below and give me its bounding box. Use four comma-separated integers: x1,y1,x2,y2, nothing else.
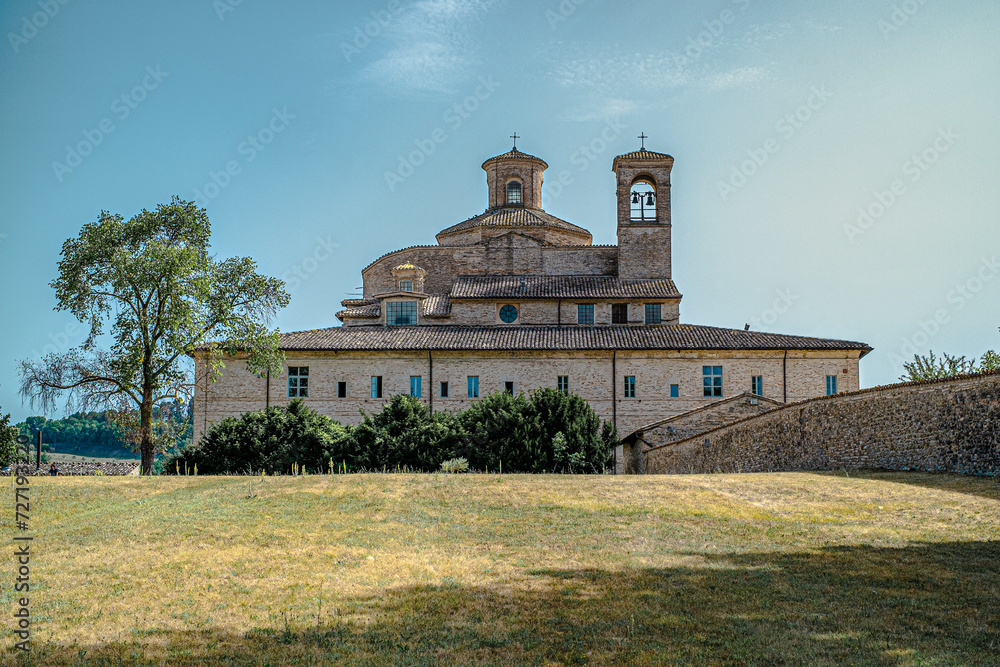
642,371,1000,476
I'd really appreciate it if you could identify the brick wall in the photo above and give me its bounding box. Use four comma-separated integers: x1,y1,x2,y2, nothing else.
641,371,1000,476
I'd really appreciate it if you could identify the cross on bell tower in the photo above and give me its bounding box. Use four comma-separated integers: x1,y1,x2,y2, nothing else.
638,132,647,150
510,132,519,149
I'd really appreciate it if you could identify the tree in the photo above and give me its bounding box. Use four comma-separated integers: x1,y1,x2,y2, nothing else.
979,350,1000,372
0,406,20,468
899,350,977,382
18,197,289,474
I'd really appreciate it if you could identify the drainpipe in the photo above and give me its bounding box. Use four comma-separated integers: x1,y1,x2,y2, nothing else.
782,349,788,403
612,349,618,474
428,350,434,415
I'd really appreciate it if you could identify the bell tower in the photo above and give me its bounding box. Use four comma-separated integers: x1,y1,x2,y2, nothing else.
613,139,674,280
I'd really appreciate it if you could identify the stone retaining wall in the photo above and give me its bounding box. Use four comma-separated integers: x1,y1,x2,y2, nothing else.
642,371,1000,475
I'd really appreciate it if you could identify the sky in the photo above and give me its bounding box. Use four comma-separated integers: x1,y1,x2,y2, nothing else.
1,0,998,423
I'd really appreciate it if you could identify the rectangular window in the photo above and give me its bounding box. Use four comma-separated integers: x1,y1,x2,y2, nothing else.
751,376,763,396
577,303,594,325
337,381,347,398
624,375,636,398
670,384,679,398
468,376,479,398
557,375,569,394
645,303,662,325
287,367,309,398
370,375,383,398
826,375,838,396
703,366,723,397
410,375,422,398
611,303,628,324
440,381,449,398
504,381,514,394
385,301,418,326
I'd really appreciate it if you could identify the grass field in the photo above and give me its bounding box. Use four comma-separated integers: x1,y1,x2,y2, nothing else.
3,471,999,665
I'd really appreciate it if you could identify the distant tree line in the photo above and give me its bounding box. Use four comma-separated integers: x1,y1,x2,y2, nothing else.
167,389,619,475
14,401,193,457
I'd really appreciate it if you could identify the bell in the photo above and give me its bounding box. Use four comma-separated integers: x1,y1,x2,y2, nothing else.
646,192,654,206
631,192,639,204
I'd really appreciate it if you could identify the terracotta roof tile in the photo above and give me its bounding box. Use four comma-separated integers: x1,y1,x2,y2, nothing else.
437,207,591,238
274,324,872,354
481,147,548,169
450,275,681,299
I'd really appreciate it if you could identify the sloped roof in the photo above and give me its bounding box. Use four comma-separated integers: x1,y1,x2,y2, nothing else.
335,296,452,321
614,148,673,161
450,275,681,300
481,147,548,169
273,324,872,354
437,206,591,239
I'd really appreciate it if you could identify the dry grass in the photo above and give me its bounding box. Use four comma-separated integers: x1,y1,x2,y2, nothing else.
3,471,999,665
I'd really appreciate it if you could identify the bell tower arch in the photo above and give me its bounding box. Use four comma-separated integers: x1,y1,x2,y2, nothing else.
613,140,674,280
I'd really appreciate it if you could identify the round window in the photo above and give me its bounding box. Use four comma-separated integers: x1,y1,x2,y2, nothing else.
499,304,518,323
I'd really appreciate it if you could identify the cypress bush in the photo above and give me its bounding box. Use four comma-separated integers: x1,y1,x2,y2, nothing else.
170,390,617,474
167,399,353,474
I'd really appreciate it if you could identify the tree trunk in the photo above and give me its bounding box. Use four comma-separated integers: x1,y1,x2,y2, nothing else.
140,392,154,475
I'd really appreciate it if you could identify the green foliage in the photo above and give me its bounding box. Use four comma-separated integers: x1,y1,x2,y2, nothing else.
0,407,19,468
17,198,289,473
457,389,615,473
901,349,1000,381
177,390,616,475
169,399,352,475
439,457,470,473
352,395,465,472
900,351,977,382
979,350,1000,372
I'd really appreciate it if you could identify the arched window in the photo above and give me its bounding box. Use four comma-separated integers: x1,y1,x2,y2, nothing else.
506,181,522,204
399,279,413,292
630,179,656,221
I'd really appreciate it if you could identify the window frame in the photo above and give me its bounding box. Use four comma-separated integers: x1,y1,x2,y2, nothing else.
287,366,309,398
669,384,679,398
611,303,628,325
385,300,418,326
337,381,347,399
468,376,479,398
410,375,422,398
399,278,413,292
557,375,569,394
702,366,723,398
645,303,662,325
506,180,522,204
498,303,519,324
577,303,595,325
751,375,763,396
826,375,838,396
624,375,636,399
440,381,449,398
371,375,383,399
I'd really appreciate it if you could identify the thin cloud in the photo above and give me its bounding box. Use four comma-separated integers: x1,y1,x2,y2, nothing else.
361,0,502,94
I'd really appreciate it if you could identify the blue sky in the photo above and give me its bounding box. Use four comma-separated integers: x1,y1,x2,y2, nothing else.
1,0,997,422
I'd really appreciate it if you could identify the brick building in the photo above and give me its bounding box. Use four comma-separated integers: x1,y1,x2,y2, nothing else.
193,142,871,464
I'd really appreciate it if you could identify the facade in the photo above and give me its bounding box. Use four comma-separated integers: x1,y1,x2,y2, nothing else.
193,143,871,462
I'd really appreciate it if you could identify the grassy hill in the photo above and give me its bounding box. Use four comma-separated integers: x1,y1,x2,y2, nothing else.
7,472,999,665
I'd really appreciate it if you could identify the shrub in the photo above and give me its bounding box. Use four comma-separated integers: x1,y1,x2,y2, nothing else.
439,457,469,473
352,395,463,472
168,399,353,474
0,409,20,468
457,389,615,473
